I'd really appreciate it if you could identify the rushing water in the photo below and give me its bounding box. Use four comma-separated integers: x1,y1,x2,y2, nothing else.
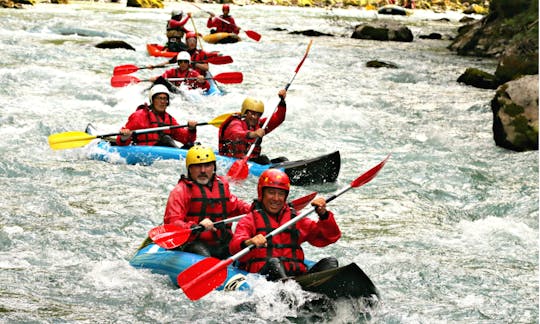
0,2,538,323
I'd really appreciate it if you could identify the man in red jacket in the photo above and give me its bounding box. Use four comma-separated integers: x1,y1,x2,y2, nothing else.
218,89,287,165
229,169,341,280
207,4,240,34
164,145,252,259
116,84,197,147
149,51,210,92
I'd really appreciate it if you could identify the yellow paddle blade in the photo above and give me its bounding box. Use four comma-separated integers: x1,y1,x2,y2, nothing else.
48,131,98,150
208,113,233,127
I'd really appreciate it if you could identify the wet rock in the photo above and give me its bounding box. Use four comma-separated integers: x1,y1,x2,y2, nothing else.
418,32,442,39
352,23,413,42
95,40,135,51
289,30,334,37
457,67,499,89
491,74,539,152
366,60,398,69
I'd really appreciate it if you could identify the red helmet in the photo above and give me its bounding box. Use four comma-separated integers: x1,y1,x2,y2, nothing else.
222,4,230,11
185,32,197,40
257,169,290,200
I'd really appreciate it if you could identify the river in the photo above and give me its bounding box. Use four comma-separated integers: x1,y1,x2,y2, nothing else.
0,2,537,323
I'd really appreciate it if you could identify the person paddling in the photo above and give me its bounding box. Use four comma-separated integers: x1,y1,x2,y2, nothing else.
207,4,240,35
218,90,288,165
164,10,191,52
148,32,210,76
229,169,341,281
164,145,252,259
116,85,197,148
149,51,210,92
116,84,197,148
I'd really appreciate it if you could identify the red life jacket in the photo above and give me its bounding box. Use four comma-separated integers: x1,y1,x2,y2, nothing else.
212,16,238,34
133,104,174,146
179,175,233,246
188,49,209,75
218,114,262,159
239,202,306,274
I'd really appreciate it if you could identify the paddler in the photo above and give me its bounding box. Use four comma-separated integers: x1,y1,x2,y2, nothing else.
218,90,288,165
229,169,341,280
164,10,191,52
116,84,197,148
164,145,252,259
207,4,240,35
149,51,210,92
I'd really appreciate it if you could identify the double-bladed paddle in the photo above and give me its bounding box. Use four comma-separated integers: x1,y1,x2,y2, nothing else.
113,56,234,75
189,3,261,42
48,113,231,150
110,72,243,88
177,155,390,301
226,40,313,180
149,191,317,249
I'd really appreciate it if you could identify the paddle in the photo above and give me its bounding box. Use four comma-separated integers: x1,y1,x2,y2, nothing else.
149,191,318,249
113,56,234,75
177,155,390,301
226,40,313,180
189,3,261,42
111,72,243,88
48,113,231,150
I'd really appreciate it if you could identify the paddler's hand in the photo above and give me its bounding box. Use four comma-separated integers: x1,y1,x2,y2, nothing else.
199,218,216,231
246,234,267,248
187,120,197,131
278,89,287,99
311,197,329,219
119,128,133,141
249,128,265,139
196,75,206,84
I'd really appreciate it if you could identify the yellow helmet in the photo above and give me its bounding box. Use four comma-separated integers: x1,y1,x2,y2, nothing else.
241,97,264,116
185,145,216,169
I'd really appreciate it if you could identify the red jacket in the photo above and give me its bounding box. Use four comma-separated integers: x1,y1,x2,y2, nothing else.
164,175,252,246
207,15,240,34
218,101,286,159
115,104,196,146
229,202,341,275
162,68,210,91
188,49,210,75
167,16,190,32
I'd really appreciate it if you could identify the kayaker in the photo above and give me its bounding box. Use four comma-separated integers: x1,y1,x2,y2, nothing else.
218,90,288,165
164,145,252,259
207,4,240,35
149,32,210,76
229,169,341,281
149,51,210,92
164,10,190,52
116,84,197,148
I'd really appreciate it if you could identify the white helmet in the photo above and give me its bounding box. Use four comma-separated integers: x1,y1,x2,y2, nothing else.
176,51,191,63
148,84,170,105
171,9,183,18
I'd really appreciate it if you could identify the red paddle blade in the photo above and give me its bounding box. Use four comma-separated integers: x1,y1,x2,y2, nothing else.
245,30,261,42
113,64,139,75
110,75,140,88
291,191,317,211
351,155,390,188
208,55,233,65
226,157,249,180
148,224,191,249
177,257,233,300
213,72,243,84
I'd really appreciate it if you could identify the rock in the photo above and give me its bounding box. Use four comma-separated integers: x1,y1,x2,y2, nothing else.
289,30,334,37
418,32,442,39
491,75,539,152
457,67,499,89
495,36,539,83
366,60,398,68
126,0,163,9
352,23,413,42
95,40,136,51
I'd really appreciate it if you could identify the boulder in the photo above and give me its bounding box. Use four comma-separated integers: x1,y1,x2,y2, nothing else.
457,67,499,89
352,23,413,42
491,75,539,151
366,60,398,68
95,40,136,51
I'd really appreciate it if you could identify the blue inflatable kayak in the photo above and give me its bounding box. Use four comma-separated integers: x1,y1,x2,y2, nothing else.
130,242,380,301
87,140,340,186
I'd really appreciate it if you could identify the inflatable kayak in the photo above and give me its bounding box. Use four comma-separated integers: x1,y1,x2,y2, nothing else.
202,32,241,44
129,242,380,301
86,139,340,186
147,43,178,58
